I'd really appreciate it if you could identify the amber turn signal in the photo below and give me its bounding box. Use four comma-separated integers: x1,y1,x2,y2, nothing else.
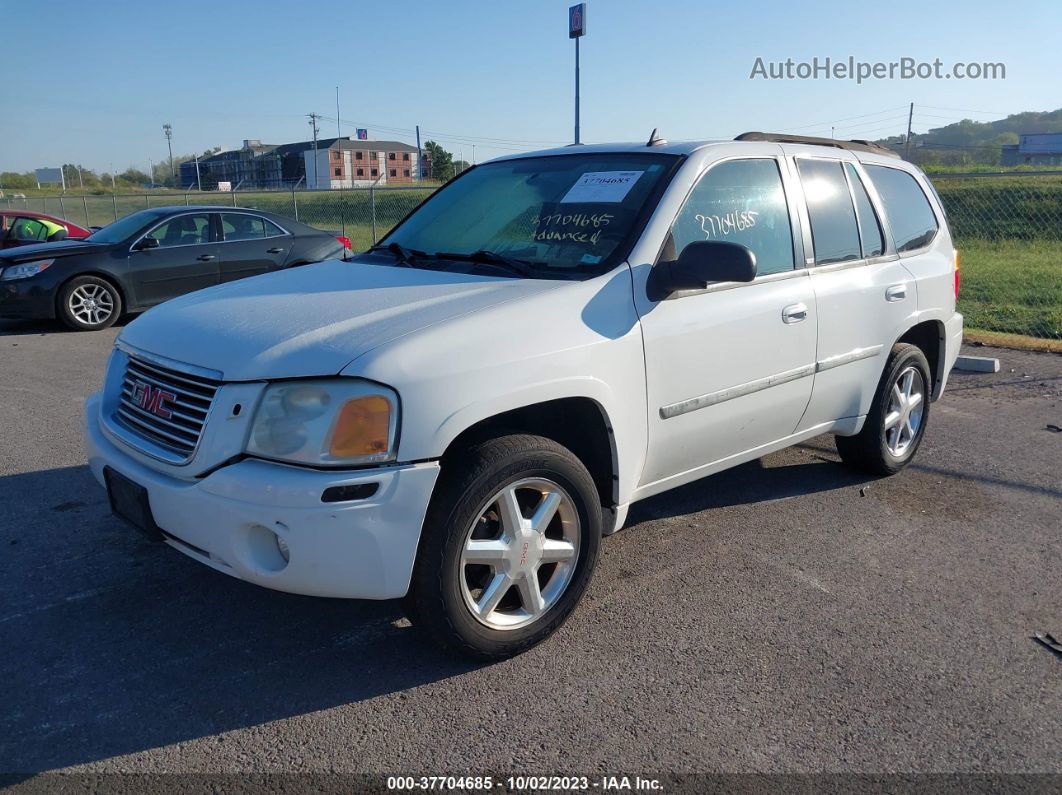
329,396,392,457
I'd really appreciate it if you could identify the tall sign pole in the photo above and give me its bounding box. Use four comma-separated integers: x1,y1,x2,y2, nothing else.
569,4,586,144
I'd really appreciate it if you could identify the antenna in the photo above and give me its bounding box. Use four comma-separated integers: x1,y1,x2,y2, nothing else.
646,128,666,147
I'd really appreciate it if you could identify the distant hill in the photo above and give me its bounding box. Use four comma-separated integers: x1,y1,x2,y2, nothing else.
874,108,1062,169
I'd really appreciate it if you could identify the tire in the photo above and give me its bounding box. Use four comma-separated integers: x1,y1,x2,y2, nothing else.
406,433,602,660
58,276,122,331
835,343,931,475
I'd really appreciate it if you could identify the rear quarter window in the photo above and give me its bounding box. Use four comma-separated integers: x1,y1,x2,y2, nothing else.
864,165,939,252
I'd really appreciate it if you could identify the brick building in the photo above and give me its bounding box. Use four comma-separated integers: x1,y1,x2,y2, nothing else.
182,137,426,190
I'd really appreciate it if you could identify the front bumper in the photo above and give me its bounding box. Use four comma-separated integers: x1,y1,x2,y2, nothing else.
85,392,440,599
0,277,56,319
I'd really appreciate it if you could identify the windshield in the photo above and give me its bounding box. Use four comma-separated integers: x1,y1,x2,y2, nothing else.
87,209,165,244
380,153,679,275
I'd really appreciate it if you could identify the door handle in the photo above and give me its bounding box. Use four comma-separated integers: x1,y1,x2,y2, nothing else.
782,302,808,324
266,247,283,254
885,284,907,302
196,254,215,261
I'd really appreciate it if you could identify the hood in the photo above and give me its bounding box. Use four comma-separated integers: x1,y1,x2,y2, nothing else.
0,240,109,262
118,259,563,381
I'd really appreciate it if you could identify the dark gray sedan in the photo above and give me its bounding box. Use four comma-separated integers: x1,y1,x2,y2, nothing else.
0,206,352,330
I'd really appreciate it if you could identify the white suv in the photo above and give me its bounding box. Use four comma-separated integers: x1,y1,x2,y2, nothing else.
85,133,963,658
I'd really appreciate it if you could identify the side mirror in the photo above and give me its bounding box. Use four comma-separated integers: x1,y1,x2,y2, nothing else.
648,240,757,300
135,236,160,251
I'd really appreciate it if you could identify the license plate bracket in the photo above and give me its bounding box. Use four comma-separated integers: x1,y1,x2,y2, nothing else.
104,466,164,542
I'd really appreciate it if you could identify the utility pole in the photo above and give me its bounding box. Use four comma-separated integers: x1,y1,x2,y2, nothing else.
416,124,421,181
194,155,202,191
307,112,321,188
904,102,914,161
76,165,84,189
336,87,342,139
163,123,174,185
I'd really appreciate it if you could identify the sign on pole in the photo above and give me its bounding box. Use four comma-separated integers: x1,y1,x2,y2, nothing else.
569,3,586,38
35,167,65,188
569,4,586,144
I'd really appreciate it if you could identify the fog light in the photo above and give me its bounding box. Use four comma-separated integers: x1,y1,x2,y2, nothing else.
276,534,290,562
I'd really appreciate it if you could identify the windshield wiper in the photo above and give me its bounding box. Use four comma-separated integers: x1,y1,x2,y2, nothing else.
368,242,427,267
434,249,541,278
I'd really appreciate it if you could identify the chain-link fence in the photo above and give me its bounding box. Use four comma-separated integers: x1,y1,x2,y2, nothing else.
0,186,437,253
933,173,1061,340
2,173,1059,340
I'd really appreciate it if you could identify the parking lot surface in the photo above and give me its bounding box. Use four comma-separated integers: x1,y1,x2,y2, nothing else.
1,317,1059,776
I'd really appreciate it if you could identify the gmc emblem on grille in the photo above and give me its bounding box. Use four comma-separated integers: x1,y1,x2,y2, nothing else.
132,381,177,419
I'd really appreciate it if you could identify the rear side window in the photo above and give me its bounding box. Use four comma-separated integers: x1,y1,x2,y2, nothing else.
796,159,861,265
669,158,795,276
845,163,884,257
222,214,286,240
864,165,939,252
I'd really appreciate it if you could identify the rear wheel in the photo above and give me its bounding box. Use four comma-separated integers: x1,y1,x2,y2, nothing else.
406,434,601,660
58,276,121,331
836,343,931,475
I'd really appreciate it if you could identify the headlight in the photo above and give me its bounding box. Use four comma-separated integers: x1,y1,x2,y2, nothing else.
0,259,54,280
246,379,399,466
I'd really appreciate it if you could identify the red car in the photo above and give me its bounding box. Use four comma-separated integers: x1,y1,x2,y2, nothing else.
1,210,92,249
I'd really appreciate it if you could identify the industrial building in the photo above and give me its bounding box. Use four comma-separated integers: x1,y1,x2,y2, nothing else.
180,137,428,190
1001,133,1062,166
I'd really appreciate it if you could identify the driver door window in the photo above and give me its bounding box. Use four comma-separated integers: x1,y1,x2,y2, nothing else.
668,158,795,276
10,217,49,242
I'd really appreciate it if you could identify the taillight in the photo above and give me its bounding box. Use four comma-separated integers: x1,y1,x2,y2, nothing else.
953,248,960,299
336,236,352,250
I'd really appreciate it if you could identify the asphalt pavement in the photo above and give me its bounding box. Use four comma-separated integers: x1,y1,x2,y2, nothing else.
1,317,1059,779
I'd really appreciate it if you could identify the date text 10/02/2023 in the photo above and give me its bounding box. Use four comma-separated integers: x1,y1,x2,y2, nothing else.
386,775,664,791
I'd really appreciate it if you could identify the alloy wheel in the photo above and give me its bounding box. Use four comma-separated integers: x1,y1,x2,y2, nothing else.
69,284,115,326
459,478,580,630
883,365,925,457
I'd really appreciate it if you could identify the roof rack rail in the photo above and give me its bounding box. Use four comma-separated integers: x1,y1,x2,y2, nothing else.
734,132,900,159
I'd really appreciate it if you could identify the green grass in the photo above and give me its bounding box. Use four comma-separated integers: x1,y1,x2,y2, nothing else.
957,238,1062,339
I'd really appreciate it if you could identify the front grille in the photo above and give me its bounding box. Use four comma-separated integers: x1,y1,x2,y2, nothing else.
115,354,222,462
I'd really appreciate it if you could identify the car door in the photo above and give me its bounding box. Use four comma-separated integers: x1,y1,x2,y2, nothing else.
217,212,293,283
635,156,818,492
790,155,919,431
128,212,220,306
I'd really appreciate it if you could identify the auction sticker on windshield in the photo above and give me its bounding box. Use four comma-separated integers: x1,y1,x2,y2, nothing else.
560,171,644,203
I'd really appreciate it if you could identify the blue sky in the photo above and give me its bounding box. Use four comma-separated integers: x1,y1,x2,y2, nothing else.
0,0,1056,173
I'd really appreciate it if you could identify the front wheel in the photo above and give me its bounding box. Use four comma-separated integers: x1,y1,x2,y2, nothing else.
406,434,602,660
836,343,931,475
58,276,122,331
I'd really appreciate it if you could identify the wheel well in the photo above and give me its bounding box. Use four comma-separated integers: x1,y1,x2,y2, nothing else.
56,272,127,315
441,398,617,511
897,321,944,398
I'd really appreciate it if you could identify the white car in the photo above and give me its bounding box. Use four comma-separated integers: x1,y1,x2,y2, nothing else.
85,133,963,658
